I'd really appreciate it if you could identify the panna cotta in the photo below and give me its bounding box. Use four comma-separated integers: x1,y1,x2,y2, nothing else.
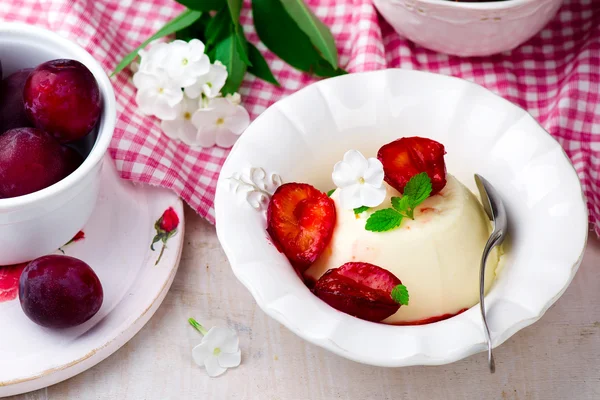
305,174,500,324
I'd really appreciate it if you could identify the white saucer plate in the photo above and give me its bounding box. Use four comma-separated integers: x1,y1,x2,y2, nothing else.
215,69,588,367
0,156,184,397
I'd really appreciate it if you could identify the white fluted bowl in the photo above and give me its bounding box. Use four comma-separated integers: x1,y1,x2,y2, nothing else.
215,69,587,367
373,0,563,57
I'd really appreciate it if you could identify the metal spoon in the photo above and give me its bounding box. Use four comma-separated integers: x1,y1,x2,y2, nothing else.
474,174,507,374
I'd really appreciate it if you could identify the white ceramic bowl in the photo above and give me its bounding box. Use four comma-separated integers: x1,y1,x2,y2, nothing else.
0,23,116,265
373,0,563,57
215,69,588,367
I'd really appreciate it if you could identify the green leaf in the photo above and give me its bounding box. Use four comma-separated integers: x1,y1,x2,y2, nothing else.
112,10,203,76
234,25,252,66
391,196,411,214
176,0,225,11
205,7,231,49
175,12,211,42
280,0,338,68
226,0,243,23
354,206,370,215
365,209,402,232
326,189,336,197
252,0,342,77
247,43,279,85
391,284,409,306
403,172,432,206
150,234,162,251
215,28,247,94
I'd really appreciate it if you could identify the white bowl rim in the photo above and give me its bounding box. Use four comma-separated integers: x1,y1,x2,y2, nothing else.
387,0,542,10
215,68,589,367
0,22,116,210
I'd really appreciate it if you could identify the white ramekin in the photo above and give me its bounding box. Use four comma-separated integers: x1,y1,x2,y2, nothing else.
373,0,564,57
0,23,116,265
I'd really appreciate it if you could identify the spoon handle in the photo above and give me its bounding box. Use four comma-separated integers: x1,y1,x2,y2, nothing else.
480,230,502,374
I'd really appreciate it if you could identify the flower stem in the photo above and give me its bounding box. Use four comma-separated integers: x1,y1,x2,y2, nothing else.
155,242,166,265
188,318,208,336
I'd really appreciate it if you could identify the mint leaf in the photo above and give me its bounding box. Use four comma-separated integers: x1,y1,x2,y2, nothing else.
403,172,432,206
391,196,411,214
354,206,369,215
326,189,335,197
365,209,402,232
391,284,409,306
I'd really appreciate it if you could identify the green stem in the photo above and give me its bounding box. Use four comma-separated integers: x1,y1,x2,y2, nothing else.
188,318,208,335
155,242,166,266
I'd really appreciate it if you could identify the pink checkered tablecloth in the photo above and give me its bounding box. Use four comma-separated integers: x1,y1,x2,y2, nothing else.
1,0,599,230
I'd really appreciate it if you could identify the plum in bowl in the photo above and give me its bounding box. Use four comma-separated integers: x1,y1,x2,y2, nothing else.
0,23,116,265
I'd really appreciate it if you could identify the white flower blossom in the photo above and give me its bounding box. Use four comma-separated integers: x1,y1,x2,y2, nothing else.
191,97,250,148
133,71,183,120
192,327,241,377
137,42,169,75
184,60,228,99
332,150,386,210
164,39,210,87
160,95,200,145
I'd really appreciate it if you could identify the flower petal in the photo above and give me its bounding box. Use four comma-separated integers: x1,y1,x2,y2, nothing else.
203,327,239,350
225,106,250,134
179,121,200,146
195,126,218,148
363,158,384,188
332,161,359,188
191,108,217,130
339,183,364,210
160,119,183,140
153,100,180,121
133,71,159,90
207,98,234,115
188,39,206,60
184,81,202,99
192,342,213,366
164,87,184,108
190,54,210,77
218,350,241,368
360,184,387,207
135,89,157,116
216,129,240,148
343,150,368,177
205,356,227,377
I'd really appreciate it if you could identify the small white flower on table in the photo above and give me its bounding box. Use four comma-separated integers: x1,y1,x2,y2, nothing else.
332,150,386,210
185,61,228,99
163,39,210,87
191,97,250,148
189,318,241,378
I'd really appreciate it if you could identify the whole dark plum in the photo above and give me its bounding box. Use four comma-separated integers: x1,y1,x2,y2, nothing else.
0,128,83,198
23,59,100,143
0,68,34,134
19,255,104,329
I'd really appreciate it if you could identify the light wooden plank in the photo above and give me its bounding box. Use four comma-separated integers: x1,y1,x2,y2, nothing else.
8,206,600,400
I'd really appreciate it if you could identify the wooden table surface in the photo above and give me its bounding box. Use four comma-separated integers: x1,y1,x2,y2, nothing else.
8,206,600,400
